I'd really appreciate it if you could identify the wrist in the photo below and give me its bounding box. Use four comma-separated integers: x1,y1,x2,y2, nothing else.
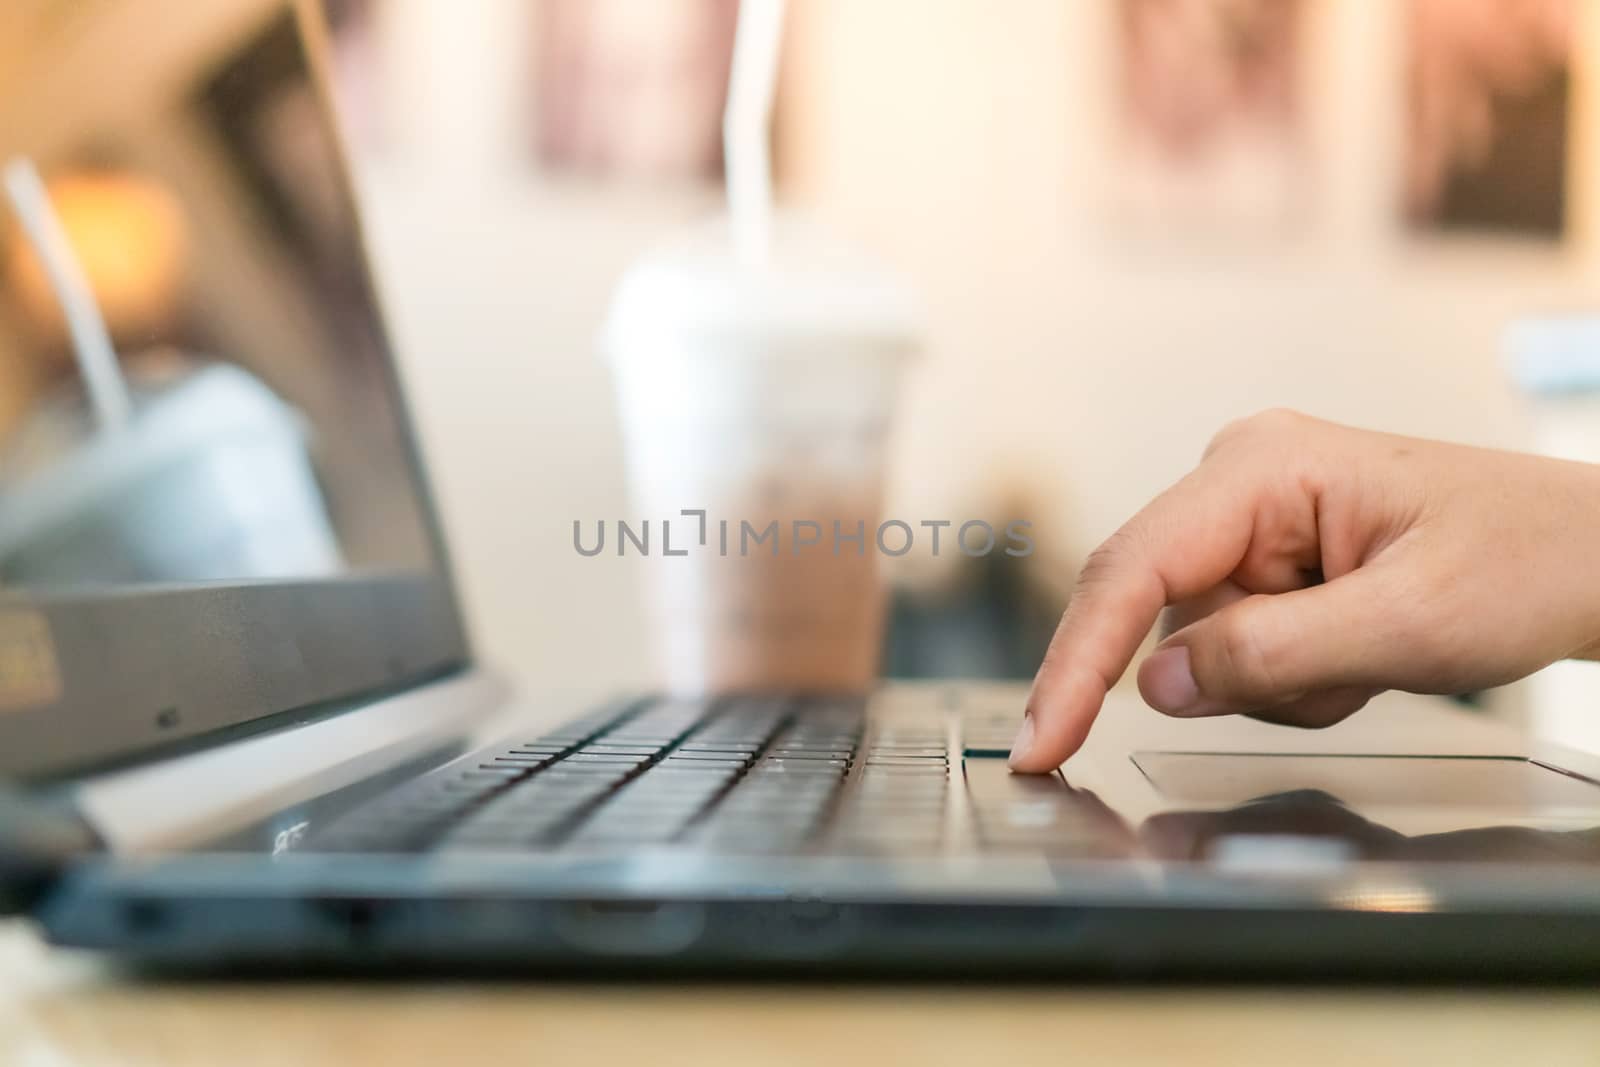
1571,461,1600,661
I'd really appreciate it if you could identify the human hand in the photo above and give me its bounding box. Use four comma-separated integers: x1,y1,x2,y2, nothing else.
1010,410,1600,772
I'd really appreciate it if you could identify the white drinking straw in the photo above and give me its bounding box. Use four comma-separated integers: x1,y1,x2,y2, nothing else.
723,0,786,265
3,157,132,432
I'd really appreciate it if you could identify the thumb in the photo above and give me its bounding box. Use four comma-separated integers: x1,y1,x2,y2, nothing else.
1137,568,1407,716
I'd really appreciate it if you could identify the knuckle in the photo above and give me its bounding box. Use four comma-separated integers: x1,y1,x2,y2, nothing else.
1250,406,1309,432
1202,420,1249,460
1076,536,1132,592
1206,407,1310,459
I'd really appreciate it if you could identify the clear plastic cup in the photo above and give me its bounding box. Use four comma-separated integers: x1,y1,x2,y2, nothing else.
1505,316,1600,755
602,214,920,695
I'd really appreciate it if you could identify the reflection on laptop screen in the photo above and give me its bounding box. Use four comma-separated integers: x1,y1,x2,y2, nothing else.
0,7,433,589
0,3,464,780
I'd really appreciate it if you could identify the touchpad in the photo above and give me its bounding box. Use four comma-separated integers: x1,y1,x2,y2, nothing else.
1132,752,1600,812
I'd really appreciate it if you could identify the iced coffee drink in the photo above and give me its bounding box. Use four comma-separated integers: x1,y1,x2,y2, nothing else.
603,216,919,694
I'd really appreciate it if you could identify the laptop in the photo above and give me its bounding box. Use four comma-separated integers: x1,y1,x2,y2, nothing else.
3,0,1600,977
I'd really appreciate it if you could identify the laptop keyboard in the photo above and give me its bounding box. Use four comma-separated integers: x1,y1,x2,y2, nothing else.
307,696,1124,857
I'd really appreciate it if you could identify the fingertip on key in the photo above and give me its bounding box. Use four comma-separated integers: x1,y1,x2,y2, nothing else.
1005,714,1037,771
1009,670,1103,773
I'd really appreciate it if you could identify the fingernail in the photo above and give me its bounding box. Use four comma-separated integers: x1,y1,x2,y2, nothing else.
1143,645,1201,714
1007,714,1036,768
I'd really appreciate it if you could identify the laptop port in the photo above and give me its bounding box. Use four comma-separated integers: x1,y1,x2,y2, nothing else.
314,898,379,943
120,898,169,936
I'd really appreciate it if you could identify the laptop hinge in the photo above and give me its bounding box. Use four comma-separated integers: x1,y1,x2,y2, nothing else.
0,786,99,916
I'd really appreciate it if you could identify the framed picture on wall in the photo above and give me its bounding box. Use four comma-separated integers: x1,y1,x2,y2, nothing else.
532,0,740,181
1403,0,1574,240
1109,0,1310,237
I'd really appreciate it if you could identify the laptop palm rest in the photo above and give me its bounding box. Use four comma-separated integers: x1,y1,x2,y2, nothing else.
1132,752,1600,812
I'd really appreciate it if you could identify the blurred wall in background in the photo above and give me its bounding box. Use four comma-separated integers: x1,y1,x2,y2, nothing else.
337,0,1600,729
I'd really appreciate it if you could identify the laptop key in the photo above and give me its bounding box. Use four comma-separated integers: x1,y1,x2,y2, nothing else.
661,756,748,769
650,764,740,778
578,812,693,834
855,776,948,789
527,733,595,746
757,758,847,771
794,732,859,750
469,764,533,778
438,777,516,795
721,783,835,803
623,786,728,806
490,753,556,766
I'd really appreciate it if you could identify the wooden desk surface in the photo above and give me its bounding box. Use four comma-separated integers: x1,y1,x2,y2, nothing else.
4,923,1598,1067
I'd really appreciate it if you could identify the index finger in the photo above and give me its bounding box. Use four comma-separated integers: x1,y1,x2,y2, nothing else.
1009,463,1257,771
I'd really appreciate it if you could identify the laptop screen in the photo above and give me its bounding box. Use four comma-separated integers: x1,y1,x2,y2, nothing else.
0,2,468,778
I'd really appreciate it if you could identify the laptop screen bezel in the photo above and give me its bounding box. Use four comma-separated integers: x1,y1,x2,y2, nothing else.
0,0,474,782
